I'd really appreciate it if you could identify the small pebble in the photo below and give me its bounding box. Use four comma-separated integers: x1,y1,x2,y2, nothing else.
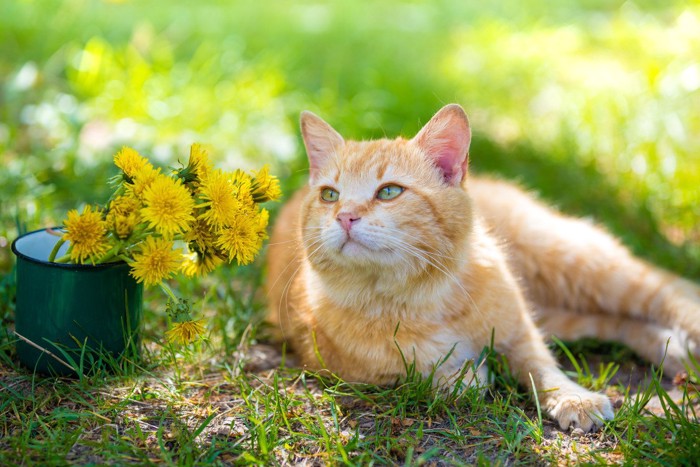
570,427,585,437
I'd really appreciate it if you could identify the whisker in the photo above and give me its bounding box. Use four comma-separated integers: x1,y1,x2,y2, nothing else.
381,226,461,262
268,235,326,341
270,218,489,339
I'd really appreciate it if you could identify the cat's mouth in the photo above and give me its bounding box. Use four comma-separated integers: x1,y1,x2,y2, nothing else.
334,229,394,261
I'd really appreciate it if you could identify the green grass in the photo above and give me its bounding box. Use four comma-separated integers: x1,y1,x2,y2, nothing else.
2,0,700,464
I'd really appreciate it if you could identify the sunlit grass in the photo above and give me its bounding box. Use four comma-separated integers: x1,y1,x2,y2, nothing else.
2,1,698,267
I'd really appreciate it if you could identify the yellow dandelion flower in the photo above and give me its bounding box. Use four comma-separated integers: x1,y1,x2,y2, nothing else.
251,165,282,203
181,250,223,277
215,211,261,265
107,195,141,239
129,237,182,286
255,207,270,246
176,143,213,189
114,147,152,179
111,212,139,240
197,169,238,228
184,218,217,253
62,205,111,264
109,195,141,215
188,143,213,181
126,164,161,200
231,169,255,208
165,319,207,345
141,174,195,238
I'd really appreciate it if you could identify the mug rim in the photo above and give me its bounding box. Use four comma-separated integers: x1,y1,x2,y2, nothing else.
11,227,125,270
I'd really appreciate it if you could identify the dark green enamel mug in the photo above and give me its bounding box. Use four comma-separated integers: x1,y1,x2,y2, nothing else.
11,228,143,376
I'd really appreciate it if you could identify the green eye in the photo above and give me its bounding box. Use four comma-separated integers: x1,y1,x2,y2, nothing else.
377,184,404,200
320,187,339,202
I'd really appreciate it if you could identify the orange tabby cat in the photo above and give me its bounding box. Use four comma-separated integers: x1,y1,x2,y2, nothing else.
266,104,699,432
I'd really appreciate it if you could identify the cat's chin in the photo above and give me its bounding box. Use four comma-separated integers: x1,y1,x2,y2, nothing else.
335,239,399,266
340,239,370,257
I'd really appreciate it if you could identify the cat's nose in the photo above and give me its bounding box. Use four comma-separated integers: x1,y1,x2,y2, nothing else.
337,212,360,232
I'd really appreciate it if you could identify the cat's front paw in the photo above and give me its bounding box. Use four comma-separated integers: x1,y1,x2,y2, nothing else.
543,387,614,432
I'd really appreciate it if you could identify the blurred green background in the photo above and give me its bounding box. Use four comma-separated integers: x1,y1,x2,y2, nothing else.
1,0,699,309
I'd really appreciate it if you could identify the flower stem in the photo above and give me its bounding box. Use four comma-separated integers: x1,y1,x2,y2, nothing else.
98,243,122,264
48,238,67,263
159,282,178,302
53,254,72,264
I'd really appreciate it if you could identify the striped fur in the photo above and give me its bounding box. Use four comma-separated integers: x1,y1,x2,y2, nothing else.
266,104,698,431
470,177,700,375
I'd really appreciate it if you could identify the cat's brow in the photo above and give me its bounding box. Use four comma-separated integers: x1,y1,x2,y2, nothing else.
375,158,389,179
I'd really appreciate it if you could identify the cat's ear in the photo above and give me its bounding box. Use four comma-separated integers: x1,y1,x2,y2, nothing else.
300,111,345,182
411,104,471,186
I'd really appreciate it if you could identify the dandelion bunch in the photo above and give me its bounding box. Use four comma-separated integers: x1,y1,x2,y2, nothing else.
50,144,281,344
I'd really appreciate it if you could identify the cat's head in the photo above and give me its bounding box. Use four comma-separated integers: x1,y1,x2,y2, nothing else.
300,104,474,274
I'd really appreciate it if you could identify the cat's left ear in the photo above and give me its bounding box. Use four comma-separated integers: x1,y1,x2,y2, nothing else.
411,104,471,186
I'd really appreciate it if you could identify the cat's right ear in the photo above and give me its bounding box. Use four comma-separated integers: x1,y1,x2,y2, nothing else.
300,111,345,182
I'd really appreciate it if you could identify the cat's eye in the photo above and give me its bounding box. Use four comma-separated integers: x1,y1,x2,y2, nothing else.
320,187,339,202
376,184,404,201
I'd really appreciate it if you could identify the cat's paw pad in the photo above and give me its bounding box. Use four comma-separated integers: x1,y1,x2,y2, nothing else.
544,390,614,432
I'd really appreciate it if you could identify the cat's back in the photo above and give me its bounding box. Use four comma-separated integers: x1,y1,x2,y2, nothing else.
469,176,587,251
469,177,540,227
468,176,626,310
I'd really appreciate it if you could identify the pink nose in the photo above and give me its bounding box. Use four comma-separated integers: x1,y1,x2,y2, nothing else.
337,212,360,232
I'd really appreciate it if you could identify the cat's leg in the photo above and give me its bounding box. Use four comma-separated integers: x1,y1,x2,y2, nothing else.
517,219,700,370
496,310,615,432
471,178,700,368
432,359,490,391
537,308,695,375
